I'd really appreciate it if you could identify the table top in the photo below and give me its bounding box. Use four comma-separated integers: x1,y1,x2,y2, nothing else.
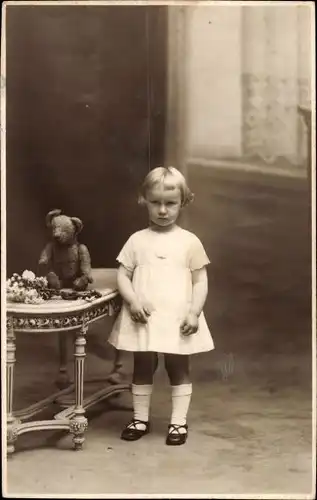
7,268,119,319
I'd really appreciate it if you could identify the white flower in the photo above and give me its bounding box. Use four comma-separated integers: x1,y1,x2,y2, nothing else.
22,270,36,281
33,296,44,304
35,276,48,288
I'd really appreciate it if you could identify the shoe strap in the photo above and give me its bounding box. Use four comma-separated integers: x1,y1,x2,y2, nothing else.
127,419,149,429
168,424,188,435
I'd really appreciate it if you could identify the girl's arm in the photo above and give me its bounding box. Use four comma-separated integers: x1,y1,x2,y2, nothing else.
181,266,208,335
117,265,150,323
117,265,138,305
189,267,208,317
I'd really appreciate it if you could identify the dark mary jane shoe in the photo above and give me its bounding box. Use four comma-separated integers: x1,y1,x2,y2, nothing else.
166,424,188,446
121,419,150,441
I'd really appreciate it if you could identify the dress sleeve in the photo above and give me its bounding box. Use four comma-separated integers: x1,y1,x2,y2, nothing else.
188,236,210,271
116,235,136,272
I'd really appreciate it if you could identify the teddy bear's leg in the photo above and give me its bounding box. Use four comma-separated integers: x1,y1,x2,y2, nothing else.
47,271,61,290
73,276,89,291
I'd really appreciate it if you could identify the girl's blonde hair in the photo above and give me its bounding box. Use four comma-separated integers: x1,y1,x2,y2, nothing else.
138,166,194,207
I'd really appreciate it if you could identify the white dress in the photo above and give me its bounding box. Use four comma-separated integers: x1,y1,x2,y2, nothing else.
108,226,215,355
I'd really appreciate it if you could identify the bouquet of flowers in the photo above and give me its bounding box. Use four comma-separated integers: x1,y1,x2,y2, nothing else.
7,270,103,304
6,270,56,304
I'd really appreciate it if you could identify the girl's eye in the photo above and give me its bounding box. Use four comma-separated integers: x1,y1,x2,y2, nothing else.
167,202,175,206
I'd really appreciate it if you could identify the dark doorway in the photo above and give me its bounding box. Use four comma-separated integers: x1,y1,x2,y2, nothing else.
6,5,167,275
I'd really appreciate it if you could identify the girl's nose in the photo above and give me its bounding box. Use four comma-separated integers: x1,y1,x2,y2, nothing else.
159,204,167,215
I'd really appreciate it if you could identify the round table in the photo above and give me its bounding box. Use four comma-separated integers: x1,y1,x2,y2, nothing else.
6,268,130,455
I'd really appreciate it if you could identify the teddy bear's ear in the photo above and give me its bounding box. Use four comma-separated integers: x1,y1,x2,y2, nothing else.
46,209,62,227
71,217,83,235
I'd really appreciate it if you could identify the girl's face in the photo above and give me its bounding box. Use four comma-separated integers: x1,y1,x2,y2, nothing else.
145,184,182,230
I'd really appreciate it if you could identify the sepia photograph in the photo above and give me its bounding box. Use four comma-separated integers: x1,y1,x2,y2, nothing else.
1,0,315,497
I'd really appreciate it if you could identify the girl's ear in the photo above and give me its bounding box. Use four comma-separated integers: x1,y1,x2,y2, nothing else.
182,191,195,207
71,217,83,235
138,194,146,206
188,191,195,204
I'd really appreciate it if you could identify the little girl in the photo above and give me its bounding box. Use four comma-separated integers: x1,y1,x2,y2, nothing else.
108,166,214,445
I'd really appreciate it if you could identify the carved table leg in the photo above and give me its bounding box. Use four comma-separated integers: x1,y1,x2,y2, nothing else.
108,308,124,385
108,348,125,384
56,332,70,389
6,317,18,456
70,321,88,450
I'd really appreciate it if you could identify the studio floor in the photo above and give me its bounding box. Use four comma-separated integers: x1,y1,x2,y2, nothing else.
4,339,313,496
4,168,314,497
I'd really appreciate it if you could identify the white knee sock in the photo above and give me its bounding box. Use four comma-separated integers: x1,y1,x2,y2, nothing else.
170,383,192,433
130,384,153,430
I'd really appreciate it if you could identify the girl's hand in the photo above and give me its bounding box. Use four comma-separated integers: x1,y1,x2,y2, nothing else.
129,299,152,324
180,312,199,336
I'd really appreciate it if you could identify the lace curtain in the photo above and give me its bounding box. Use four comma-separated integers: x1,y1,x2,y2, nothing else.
241,5,312,168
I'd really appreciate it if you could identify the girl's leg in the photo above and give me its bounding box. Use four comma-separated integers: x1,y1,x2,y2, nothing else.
164,354,190,385
133,351,158,385
121,352,158,441
164,354,192,445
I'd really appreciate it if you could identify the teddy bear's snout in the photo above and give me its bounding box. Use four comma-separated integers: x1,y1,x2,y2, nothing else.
53,231,66,243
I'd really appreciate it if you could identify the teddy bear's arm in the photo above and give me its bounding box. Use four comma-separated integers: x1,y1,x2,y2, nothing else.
38,243,61,289
39,242,53,268
78,244,93,282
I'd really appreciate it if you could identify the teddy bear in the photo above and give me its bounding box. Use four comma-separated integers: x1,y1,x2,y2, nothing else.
38,209,93,291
